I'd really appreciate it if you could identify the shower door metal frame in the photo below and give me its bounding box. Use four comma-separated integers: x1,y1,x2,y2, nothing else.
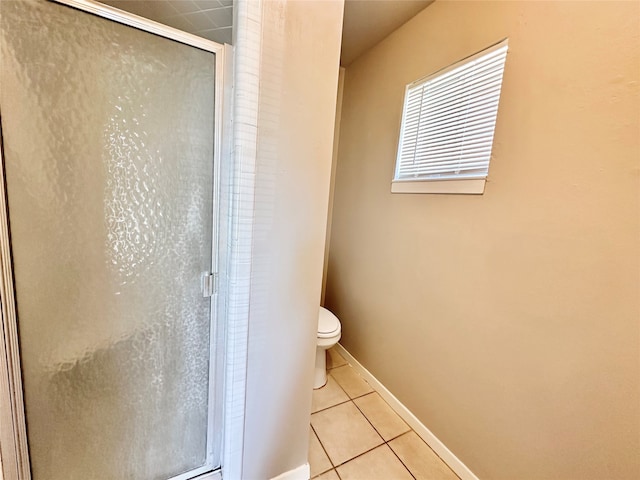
0,1,228,479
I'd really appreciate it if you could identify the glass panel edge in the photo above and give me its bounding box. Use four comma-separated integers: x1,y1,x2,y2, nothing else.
51,0,225,53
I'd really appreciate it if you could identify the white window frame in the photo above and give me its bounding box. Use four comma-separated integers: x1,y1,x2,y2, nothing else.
392,39,509,195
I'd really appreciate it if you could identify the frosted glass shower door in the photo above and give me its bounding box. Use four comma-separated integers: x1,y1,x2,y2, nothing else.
0,0,220,478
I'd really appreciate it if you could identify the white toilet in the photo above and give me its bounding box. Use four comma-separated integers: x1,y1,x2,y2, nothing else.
315,306,342,389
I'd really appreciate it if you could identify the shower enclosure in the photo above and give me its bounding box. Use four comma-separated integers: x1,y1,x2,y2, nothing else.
0,0,226,478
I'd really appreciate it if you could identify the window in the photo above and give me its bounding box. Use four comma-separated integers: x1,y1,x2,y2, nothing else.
392,39,508,194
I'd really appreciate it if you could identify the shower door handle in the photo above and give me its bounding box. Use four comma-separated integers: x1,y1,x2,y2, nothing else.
201,272,217,297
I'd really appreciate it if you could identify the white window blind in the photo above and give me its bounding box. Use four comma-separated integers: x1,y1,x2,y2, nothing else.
392,39,508,194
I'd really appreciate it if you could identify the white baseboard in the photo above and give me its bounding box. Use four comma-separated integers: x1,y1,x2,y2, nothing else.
269,462,310,480
334,343,479,480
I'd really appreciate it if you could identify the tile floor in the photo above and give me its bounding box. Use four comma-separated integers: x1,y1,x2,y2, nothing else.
309,348,460,480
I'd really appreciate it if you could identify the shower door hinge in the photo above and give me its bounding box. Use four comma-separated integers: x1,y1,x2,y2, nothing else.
202,272,218,297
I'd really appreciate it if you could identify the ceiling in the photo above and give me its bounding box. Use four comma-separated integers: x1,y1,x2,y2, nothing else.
341,0,434,65
98,0,433,65
100,0,233,45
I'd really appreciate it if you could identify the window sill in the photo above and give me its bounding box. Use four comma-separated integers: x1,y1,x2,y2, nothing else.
391,179,486,195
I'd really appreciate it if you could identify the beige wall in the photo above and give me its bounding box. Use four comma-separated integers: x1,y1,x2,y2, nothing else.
322,67,345,306
325,1,640,479
242,0,344,478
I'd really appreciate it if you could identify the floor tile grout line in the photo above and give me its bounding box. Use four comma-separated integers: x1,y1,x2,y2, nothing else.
310,465,333,479
311,368,371,415
310,422,337,472
326,349,348,371
386,442,416,480
312,400,385,469
345,389,374,401
327,371,351,399
337,350,460,479
389,426,413,439
351,393,389,443
327,362,348,370
351,390,411,442
311,396,352,415
320,425,416,479
385,429,416,479
316,410,459,480
313,353,386,470
311,365,350,414
330,380,374,402
386,430,413,443
331,441,387,470
311,468,340,480
329,362,375,400
391,431,461,480
315,350,416,477
313,349,459,479
327,361,347,370
349,396,416,479
311,397,385,469
413,431,462,480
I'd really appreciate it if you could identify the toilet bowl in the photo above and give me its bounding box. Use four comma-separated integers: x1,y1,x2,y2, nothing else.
315,307,342,389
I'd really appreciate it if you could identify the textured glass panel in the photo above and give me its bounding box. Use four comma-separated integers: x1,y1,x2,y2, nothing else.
0,1,215,478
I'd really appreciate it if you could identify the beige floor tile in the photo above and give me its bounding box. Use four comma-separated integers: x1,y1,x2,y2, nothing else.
337,445,413,480
312,375,350,413
309,427,333,478
311,401,383,466
330,365,373,399
353,392,410,441
326,347,348,369
313,469,340,480
389,431,459,480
